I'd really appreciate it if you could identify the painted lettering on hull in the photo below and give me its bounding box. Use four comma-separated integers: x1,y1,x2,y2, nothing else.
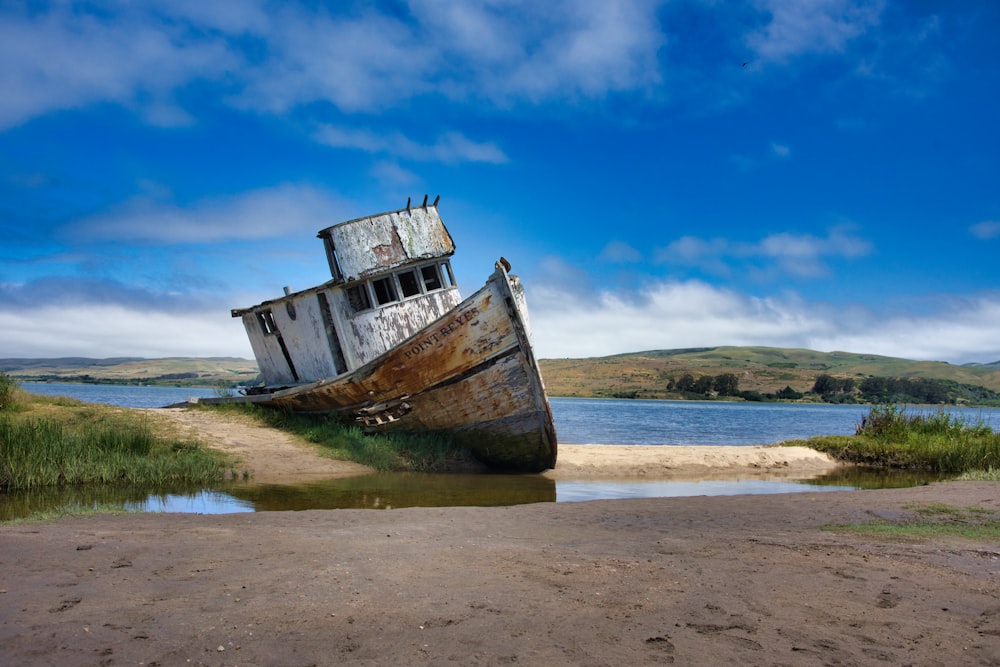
402,307,480,360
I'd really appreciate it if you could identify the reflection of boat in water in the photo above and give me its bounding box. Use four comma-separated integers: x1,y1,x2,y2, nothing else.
200,199,557,472
226,472,557,511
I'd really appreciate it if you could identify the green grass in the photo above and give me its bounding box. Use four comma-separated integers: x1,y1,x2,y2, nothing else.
956,468,1000,481
198,402,477,472
0,372,18,411
826,502,1000,540
783,405,1000,473
2,503,137,525
1,380,232,492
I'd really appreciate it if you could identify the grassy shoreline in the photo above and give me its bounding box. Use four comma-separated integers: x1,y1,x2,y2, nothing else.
782,404,1000,479
5,372,1000,495
196,402,478,473
1,375,234,492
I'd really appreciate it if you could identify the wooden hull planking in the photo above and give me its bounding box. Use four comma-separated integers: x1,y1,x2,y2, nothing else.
206,264,557,472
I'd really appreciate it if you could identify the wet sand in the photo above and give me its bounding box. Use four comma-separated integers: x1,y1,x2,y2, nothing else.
1,408,997,665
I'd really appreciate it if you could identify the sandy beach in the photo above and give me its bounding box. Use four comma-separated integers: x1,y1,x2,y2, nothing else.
147,407,844,484
1,408,998,665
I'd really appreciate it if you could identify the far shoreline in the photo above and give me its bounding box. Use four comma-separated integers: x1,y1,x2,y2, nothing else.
14,379,1000,408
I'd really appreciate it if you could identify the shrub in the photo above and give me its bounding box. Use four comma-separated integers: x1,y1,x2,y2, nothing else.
803,405,1000,472
776,386,803,400
0,373,16,411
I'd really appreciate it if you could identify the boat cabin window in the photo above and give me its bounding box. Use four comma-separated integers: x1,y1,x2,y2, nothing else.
256,309,278,335
397,269,421,298
345,260,456,313
347,284,372,312
322,234,344,282
441,262,456,288
421,265,442,291
372,276,398,305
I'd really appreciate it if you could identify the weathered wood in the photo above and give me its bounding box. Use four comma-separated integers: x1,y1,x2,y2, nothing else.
209,203,557,471
211,266,556,471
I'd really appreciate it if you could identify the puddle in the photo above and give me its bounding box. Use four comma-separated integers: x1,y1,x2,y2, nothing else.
1,469,950,521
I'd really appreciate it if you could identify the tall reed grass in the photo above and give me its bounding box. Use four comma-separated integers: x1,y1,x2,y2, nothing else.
789,405,1000,473
1,380,227,492
0,373,16,411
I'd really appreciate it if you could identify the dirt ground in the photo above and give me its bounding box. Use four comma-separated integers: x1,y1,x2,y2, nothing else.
146,408,375,484
2,408,999,666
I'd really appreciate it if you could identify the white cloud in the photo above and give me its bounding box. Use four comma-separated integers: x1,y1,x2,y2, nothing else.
527,278,1000,364
747,0,883,63
529,280,821,359
239,1,665,111
599,241,642,263
0,1,668,130
0,304,251,358
757,227,871,276
770,141,791,157
4,278,999,365
0,5,239,130
147,0,271,34
234,7,436,114
657,227,872,278
658,237,733,275
970,220,1000,240
314,126,508,164
806,296,1000,363
371,161,421,187
69,185,346,244
490,1,665,101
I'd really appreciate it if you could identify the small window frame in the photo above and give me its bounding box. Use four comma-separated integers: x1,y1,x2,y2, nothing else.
397,269,421,298
257,309,278,336
322,234,344,282
372,276,398,306
420,264,443,292
440,261,456,288
347,284,373,312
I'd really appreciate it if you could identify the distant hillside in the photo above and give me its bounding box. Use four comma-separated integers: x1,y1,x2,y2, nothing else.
538,346,1000,400
965,360,1000,369
5,347,1000,402
1,357,259,387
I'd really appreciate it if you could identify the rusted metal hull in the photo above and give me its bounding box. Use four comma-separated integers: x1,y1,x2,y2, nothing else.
205,264,557,472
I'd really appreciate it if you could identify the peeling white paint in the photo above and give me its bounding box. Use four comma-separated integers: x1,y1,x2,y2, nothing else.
235,205,461,386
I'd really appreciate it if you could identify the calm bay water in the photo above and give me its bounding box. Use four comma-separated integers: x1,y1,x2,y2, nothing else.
552,397,1000,446
6,383,989,518
21,382,219,409
23,384,1000,446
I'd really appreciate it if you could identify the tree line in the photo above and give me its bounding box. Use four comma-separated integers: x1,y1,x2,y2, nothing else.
665,372,780,402
658,372,1000,405
812,374,1000,405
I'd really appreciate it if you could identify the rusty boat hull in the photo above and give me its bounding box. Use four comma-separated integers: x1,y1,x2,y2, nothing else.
204,263,557,472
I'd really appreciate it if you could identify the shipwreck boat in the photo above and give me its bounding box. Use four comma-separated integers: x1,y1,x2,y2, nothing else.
202,198,557,472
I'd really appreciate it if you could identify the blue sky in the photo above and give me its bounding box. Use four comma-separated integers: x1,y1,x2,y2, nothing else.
2,1,998,364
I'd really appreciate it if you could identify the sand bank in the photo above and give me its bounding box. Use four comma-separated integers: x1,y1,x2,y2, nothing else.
150,407,841,483
547,443,839,480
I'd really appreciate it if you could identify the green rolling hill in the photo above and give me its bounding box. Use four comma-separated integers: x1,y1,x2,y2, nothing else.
538,346,1000,401
4,347,999,403
0,357,259,387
